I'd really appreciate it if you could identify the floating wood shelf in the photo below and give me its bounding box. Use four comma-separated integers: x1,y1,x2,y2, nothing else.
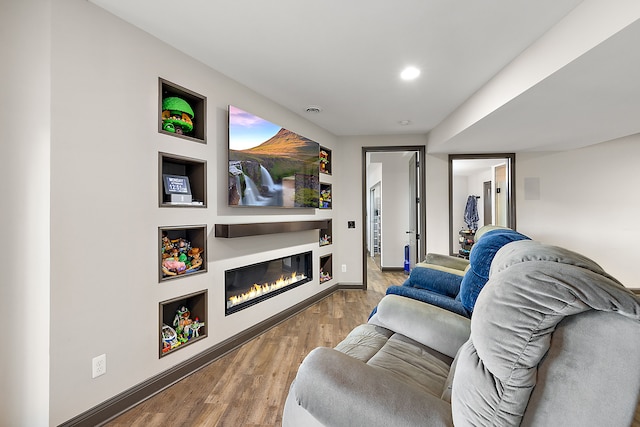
215,220,330,238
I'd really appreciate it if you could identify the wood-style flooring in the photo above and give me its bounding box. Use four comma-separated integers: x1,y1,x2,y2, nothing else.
104,257,640,427
104,257,405,427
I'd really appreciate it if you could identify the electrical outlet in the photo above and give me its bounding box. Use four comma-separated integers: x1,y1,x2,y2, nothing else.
341,264,347,273
92,354,107,378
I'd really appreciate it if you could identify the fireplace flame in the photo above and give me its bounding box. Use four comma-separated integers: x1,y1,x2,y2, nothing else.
227,272,306,309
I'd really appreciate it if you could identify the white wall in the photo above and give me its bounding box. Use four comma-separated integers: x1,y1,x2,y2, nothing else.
424,154,450,255
452,175,469,248
517,134,640,287
334,135,428,284
48,0,338,424
424,134,640,287
0,1,51,426
379,153,411,268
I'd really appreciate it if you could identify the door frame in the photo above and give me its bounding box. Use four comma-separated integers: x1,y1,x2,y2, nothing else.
361,145,426,290
448,153,516,256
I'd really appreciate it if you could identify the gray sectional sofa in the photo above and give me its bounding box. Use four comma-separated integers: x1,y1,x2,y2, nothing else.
283,240,640,426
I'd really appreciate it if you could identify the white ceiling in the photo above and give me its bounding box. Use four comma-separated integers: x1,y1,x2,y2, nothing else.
453,158,507,176
88,0,640,153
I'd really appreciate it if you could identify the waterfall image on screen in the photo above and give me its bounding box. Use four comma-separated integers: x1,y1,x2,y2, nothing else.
228,106,320,208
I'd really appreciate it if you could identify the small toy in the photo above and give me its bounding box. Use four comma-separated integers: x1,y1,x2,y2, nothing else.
320,188,331,208
190,317,205,338
161,324,179,353
161,235,203,277
319,149,330,173
173,306,193,343
161,306,206,354
319,269,332,283
187,247,203,271
162,97,194,135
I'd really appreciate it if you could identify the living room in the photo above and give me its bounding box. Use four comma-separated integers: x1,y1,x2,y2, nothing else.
3,1,640,426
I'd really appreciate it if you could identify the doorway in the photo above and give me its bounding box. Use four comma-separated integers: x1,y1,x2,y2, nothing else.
448,154,516,256
362,146,426,290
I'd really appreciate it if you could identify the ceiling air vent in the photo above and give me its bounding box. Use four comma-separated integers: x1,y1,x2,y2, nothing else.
305,105,323,113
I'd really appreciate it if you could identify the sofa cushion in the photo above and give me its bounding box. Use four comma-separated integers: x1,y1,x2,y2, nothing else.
415,261,467,276
289,346,454,427
333,324,454,398
334,324,394,362
423,252,470,272
458,229,530,312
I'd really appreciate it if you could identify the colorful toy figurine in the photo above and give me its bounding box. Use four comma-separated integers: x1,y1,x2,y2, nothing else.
187,247,203,271
173,306,193,343
319,149,330,173
161,306,206,354
320,234,331,246
162,97,194,135
319,269,332,283
161,324,180,353
161,234,203,277
190,317,205,338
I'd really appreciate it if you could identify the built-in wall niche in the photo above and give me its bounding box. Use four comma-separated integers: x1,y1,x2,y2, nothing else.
159,290,207,357
159,225,207,282
320,219,332,246
319,254,333,284
319,183,332,209
159,152,206,207
320,146,332,175
158,78,206,143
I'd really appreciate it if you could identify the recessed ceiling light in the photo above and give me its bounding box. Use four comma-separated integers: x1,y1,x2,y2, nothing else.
400,66,420,81
305,105,323,113
398,120,412,126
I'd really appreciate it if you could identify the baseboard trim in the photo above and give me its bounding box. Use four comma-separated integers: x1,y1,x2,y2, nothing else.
381,267,404,272
59,283,350,427
337,282,366,290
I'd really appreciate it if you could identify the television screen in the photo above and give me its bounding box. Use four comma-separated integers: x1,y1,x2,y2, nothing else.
228,106,320,208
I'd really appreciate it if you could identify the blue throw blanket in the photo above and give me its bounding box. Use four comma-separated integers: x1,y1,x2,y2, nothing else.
371,228,531,319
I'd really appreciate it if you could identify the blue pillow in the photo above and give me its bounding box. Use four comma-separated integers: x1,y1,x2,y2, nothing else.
458,229,530,312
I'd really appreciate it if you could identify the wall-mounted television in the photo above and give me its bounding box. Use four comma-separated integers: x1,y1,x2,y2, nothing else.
228,106,320,208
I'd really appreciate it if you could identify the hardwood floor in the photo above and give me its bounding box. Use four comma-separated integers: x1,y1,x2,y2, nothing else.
104,258,640,427
104,257,405,427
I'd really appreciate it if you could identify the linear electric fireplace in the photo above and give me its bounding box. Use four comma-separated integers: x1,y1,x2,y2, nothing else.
225,251,313,315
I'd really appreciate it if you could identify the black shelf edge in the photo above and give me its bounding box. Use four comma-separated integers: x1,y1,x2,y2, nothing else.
215,220,330,238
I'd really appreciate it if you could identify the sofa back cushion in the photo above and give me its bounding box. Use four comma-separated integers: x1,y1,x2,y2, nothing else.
458,229,530,312
451,240,640,426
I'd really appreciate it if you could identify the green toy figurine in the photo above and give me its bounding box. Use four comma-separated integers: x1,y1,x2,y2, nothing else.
162,97,194,135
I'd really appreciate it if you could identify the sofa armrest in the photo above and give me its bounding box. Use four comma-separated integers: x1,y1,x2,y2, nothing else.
286,347,453,427
369,294,470,358
424,253,469,271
